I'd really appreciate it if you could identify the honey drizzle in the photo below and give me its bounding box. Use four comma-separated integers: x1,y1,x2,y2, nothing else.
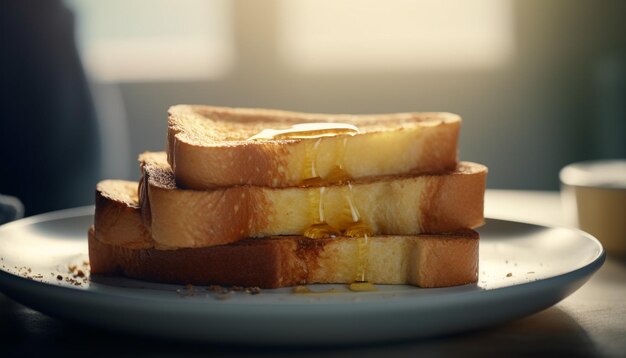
348,281,377,292
287,123,372,287
336,137,348,176
302,138,327,239
302,136,337,239
292,286,342,295
343,183,373,283
293,285,312,294
310,138,322,178
318,186,325,222
303,187,340,239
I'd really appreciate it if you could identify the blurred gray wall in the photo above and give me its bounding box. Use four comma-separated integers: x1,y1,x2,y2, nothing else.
101,0,626,190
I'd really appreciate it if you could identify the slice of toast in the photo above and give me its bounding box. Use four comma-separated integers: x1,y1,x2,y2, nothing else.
137,152,486,249
167,105,461,189
90,180,479,288
89,228,479,289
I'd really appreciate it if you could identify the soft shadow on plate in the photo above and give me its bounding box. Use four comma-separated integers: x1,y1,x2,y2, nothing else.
26,208,94,240
478,218,544,238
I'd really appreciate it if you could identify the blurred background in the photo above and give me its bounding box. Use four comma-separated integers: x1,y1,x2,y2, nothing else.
1,0,625,216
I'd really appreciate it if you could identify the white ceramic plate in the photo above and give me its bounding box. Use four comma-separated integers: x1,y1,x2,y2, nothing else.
0,207,604,345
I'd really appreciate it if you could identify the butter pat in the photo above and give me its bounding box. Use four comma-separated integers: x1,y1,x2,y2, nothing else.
248,122,359,140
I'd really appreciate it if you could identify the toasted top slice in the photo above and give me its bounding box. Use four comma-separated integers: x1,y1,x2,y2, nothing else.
139,152,486,249
167,105,461,189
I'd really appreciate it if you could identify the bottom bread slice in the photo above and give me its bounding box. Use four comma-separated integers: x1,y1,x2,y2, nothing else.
89,226,479,289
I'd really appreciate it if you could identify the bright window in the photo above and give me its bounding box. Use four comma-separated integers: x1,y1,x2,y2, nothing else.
66,0,234,81
277,0,515,72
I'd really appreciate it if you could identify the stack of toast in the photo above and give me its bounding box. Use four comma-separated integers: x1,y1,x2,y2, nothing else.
89,105,487,289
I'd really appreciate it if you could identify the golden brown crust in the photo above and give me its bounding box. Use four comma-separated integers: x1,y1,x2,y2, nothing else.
167,105,461,189
94,180,152,249
419,164,488,233
89,227,298,288
140,153,270,248
88,227,479,289
169,105,461,141
136,153,486,248
413,235,479,287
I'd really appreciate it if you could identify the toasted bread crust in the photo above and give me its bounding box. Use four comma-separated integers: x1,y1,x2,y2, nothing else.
138,153,486,248
168,105,461,189
89,227,479,288
94,180,152,249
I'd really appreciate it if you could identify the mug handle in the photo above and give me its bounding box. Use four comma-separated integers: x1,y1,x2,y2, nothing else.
0,194,24,225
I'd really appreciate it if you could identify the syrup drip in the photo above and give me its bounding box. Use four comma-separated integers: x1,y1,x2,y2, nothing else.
293,285,312,294
304,223,340,239
310,138,322,177
300,167,351,186
302,136,343,239
292,286,342,295
345,224,372,282
348,281,378,292
304,187,340,239
285,123,372,286
356,234,370,282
